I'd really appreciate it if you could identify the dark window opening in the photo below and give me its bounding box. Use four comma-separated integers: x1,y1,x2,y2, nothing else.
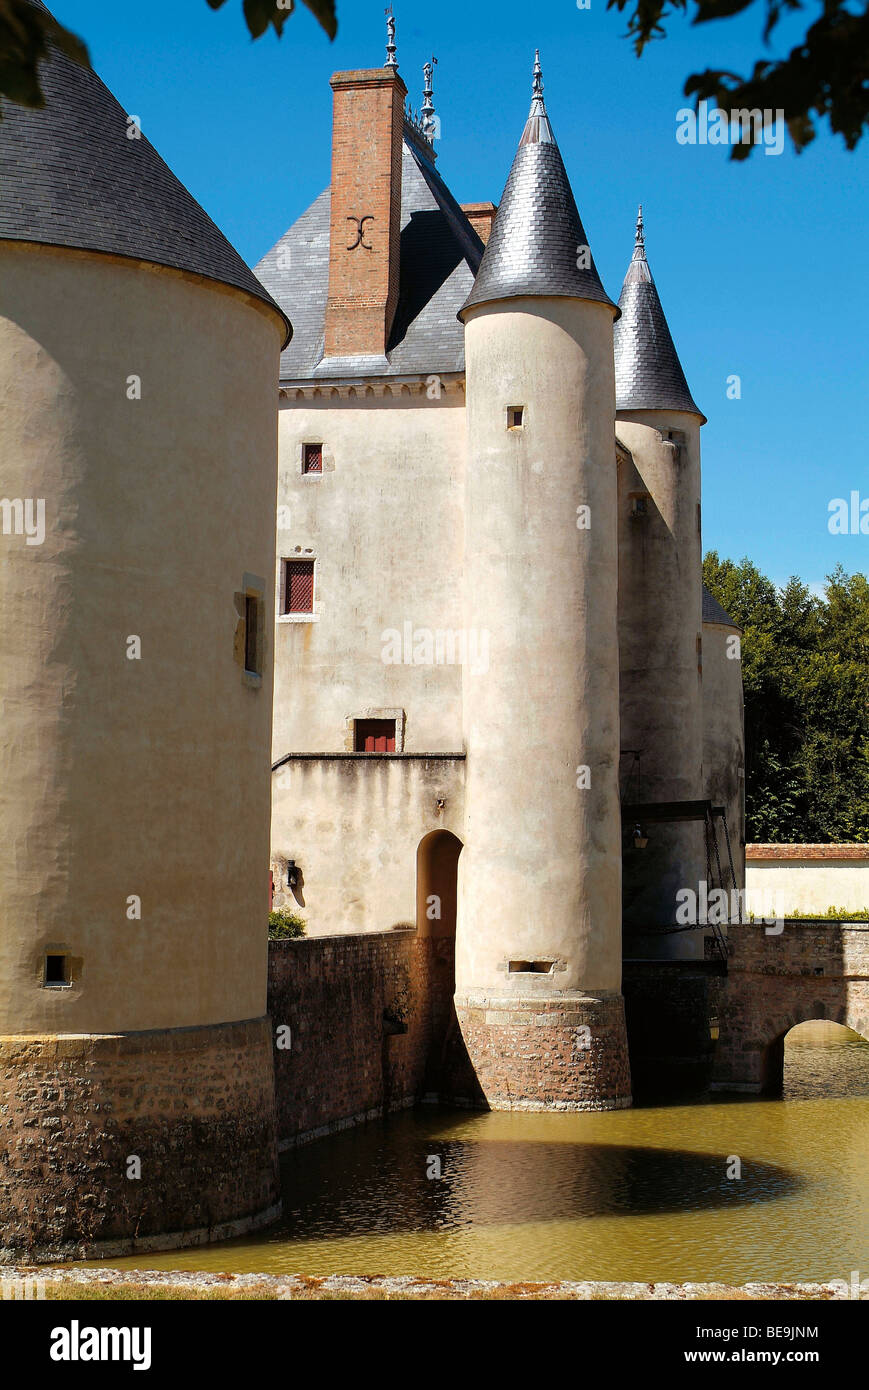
355,719,396,753
45,954,68,986
507,406,524,429
631,495,648,516
283,560,315,614
303,443,323,474
244,594,263,675
509,960,554,974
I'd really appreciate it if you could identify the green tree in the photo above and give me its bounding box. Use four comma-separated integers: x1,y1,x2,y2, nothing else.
704,553,869,841
608,0,869,155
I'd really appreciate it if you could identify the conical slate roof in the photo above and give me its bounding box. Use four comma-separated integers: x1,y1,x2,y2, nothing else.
702,584,740,629
459,54,617,320
0,0,291,346
613,208,700,418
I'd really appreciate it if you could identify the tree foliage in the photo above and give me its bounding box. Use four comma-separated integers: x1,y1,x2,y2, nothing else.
0,0,336,118
704,552,869,841
607,0,869,155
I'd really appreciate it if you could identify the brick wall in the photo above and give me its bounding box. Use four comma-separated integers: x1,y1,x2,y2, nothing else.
268,929,459,1146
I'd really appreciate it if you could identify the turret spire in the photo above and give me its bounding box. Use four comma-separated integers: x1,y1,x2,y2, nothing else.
613,207,703,418
459,52,616,318
421,56,437,140
532,49,543,101
385,6,397,69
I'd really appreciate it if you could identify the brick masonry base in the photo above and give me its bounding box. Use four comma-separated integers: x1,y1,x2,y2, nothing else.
0,1017,280,1263
453,991,632,1111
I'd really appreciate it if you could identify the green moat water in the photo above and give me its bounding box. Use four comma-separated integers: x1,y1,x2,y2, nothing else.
89,1022,869,1285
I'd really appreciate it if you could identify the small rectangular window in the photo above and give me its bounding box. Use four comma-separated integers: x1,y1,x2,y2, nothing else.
508,960,554,974
354,719,396,753
283,560,315,614
44,954,68,987
303,443,323,474
507,406,524,429
631,495,648,516
244,594,262,675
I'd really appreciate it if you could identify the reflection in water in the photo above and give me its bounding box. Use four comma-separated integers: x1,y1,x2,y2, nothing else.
783,1020,869,1099
84,1022,869,1285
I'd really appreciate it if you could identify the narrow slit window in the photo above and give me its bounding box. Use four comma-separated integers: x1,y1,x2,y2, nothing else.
44,954,68,987
303,443,323,474
508,960,554,974
283,560,315,614
507,406,524,430
354,719,396,753
244,593,262,675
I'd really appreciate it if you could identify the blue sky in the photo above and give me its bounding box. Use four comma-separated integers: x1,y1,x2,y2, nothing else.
51,0,867,591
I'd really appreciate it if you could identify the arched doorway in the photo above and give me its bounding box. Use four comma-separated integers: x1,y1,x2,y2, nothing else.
416,830,463,1099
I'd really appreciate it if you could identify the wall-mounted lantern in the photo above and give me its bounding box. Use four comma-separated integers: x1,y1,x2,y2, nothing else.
287,859,299,888
632,825,649,851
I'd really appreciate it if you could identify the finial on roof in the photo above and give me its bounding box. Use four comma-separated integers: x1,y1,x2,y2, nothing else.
634,204,646,258
532,50,543,102
385,6,397,69
422,56,438,140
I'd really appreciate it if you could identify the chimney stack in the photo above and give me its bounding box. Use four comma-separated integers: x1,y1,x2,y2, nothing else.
323,68,407,360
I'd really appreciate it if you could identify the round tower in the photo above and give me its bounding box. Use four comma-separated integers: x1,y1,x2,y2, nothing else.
613,209,709,960
0,16,290,1260
702,589,746,895
455,56,631,1110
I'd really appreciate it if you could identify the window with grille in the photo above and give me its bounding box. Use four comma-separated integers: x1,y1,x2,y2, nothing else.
303,443,323,474
354,719,396,753
283,560,315,614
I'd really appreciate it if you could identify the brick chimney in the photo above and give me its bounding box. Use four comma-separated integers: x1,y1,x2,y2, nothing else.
461,202,498,245
324,69,407,360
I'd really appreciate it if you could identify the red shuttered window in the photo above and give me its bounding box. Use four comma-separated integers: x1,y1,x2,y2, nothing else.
354,719,396,753
303,443,323,474
283,559,315,614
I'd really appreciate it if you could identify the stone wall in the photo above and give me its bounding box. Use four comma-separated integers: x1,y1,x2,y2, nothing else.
622,963,725,1097
268,928,461,1146
453,992,631,1111
0,1017,279,1263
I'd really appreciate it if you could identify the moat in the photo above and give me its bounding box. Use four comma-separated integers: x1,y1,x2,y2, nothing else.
80,1022,869,1286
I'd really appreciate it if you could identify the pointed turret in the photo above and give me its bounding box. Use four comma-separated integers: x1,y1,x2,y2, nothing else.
613,206,702,418
459,53,616,318
0,0,290,344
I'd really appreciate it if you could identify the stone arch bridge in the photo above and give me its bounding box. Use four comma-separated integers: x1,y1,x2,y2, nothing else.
711,920,869,1093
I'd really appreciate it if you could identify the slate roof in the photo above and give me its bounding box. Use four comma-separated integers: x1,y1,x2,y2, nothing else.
702,585,740,628
0,0,290,345
458,57,616,320
256,129,483,381
613,210,700,418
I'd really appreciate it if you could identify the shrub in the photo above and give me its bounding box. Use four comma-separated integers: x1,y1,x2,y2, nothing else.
268,909,307,939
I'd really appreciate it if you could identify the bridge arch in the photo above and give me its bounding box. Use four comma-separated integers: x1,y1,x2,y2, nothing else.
711,922,869,1094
